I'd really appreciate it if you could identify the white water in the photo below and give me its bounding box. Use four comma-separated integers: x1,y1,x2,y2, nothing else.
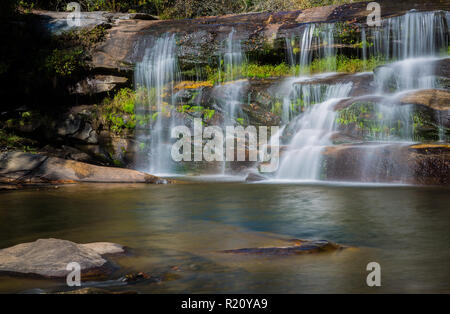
275,23,350,180
368,11,449,60
135,34,181,175
216,28,247,122
287,23,337,72
275,10,449,182
276,84,353,180
132,11,449,182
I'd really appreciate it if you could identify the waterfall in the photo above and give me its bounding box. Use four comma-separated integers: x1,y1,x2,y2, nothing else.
135,34,181,175
368,11,449,60
276,83,353,180
274,10,449,182
370,11,449,142
215,28,247,123
280,78,352,122
273,22,347,180
287,23,337,72
130,10,448,181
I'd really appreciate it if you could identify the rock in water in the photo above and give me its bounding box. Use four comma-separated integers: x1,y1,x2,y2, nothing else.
221,239,343,255
245,172,266,182
0,238,124,278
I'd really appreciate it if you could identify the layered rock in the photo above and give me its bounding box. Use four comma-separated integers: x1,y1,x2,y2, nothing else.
33,1,450,75
334,89,450,142
0,151,169,185
321,143,450,185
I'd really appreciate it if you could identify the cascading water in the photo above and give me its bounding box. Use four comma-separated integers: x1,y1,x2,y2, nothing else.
215,28,247,122
275,10,449,182
286,23,337,72
274,23,349,180
131,10,448,182
367,11,449,60
276,83,353,180
369,11,449,143
135,34,181,175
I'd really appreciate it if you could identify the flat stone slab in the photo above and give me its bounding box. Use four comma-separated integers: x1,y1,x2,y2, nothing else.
0,238,124,278
0,151,170,185
221,239,343,256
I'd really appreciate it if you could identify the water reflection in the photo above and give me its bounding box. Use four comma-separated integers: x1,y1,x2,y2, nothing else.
0,183,449,293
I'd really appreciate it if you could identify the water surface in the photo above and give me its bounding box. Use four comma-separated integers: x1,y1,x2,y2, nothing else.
0,183,449,293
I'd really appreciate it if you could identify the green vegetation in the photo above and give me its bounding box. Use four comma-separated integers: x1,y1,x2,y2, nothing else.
45,25,108,78
176,104,216,122
45,48,83,77
335,102,441,141
101,88,137,134
7,0,365,19
336,101,403,140
207,56,385,84
0,129,38,151
271,101,283,116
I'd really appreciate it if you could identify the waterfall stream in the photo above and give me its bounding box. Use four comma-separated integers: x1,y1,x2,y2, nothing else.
133,10,449,183
274,10,449,182
135,34,181,175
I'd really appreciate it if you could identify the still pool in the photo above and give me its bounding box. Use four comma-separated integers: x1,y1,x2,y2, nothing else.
0,182,449,293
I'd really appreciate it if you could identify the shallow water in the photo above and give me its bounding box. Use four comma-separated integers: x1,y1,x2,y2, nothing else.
0,182,449,293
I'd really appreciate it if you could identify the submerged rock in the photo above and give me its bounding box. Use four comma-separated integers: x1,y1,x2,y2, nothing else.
0,238,124,278
221,239,343,255
245,172,267,182
0,151,170,185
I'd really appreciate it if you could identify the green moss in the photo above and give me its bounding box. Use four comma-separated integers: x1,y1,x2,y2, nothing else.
100,88,137,134
45,48,83,77
301,55,385,74
335,102,438,140
176,105,215,122
0,129,38,150
271,101,283,116
206,56,385,84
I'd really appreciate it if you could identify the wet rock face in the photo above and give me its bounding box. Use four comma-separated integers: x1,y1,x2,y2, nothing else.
69,75,128,96
0,151,170,185
0,239,124,278
221,239,343,255
39,0,444,73
321,144,450,185
334,89,450,142
294,73,375,97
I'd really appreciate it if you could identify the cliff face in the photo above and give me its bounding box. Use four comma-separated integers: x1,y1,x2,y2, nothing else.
33,0,450,74
1,1,449,184
90,0,449,72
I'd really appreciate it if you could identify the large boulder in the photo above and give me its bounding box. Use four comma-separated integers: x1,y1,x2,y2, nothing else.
0,238,124,278
321,143,450,185
0,151,169,185
399,89,450,111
